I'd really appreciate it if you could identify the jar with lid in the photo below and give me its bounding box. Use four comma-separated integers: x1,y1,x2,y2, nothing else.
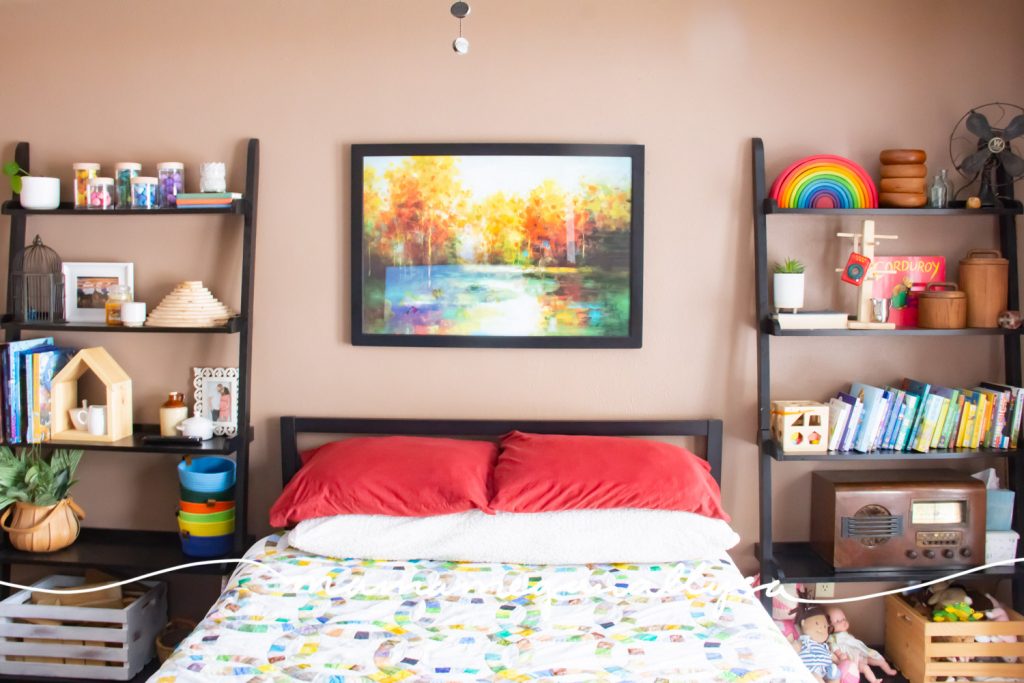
159,392,188,436
131,176,158,209
86,177,115,210
72,163,100,209
104,284,132,325
114,162,141,208
156,162,185,208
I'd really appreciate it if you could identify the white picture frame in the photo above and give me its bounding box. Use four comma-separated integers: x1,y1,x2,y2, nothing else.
62,262,135,323
193,367,239,436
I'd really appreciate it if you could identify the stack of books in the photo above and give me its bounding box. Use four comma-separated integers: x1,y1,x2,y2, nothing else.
825,378,1024,454
175,192,241,209
1,338,77,444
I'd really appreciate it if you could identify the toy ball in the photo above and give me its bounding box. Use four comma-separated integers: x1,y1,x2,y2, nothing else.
998,310,1023,330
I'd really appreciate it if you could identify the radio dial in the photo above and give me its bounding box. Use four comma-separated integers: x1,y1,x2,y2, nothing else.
905,550,919,559
961,548,972,558
942,549,955,559
923,549,936,559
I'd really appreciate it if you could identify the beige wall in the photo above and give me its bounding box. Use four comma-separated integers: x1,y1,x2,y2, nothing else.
2,0,1024,635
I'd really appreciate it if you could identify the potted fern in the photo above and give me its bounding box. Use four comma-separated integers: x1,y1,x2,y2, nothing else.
0,447,85,552
773,257,806,312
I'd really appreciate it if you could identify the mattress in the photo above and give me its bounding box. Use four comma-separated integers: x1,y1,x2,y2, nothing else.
152,534,812,682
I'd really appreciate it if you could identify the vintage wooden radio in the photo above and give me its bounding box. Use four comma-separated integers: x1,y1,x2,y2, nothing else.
810,469,985,570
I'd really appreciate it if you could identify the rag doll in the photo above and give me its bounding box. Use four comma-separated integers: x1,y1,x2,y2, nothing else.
794,605,840,683
826,606,897,683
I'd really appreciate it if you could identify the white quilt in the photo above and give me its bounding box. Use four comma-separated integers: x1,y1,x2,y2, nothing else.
151,534,812,682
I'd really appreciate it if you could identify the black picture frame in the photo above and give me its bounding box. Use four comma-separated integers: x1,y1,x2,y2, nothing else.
350,143,644,348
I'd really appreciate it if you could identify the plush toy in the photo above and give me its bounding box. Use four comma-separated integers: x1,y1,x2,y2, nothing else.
752,575,805,644
932,601,984,622
927,581,972,610
977,593,1018,663
825,607,897,683
794,605,840,683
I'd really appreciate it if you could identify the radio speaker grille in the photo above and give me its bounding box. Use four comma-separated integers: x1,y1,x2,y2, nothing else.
841,504,902,547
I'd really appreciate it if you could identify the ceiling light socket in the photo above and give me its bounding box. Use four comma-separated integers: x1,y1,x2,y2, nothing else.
450,2,471,19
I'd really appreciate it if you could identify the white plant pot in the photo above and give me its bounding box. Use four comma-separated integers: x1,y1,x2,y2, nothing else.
19,176,61,210
773,273,805,311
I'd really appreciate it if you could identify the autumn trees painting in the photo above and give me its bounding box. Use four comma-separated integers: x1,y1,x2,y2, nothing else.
354,146,643,346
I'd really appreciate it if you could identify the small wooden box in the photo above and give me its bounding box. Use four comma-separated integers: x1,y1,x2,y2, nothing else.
770,400,829,452
0,575,166,680
885,594,1024,682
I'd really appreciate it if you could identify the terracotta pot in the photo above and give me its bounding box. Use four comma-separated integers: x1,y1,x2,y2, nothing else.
0,498,85,552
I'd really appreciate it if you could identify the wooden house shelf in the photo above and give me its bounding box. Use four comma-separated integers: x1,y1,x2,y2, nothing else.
751,137,1024,611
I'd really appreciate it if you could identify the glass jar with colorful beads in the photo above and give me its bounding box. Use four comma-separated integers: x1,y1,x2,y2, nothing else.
72,163,100,209
131,176,158,209
156,162,185,208
114,162,141,208
86,177,115,210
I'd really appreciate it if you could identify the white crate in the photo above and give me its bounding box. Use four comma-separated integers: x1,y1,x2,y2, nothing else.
0,574,167,681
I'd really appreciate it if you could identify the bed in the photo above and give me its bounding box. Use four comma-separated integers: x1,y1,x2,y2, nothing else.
152,418,812,682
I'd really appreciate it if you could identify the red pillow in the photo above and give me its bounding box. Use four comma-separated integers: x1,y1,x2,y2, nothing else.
489,432,729,521
269,436,496,526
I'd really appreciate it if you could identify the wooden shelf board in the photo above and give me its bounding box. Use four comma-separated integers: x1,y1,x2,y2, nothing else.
763,198,1023,216
35,423,248,455
769,542,1022,583
765,318,1016,336
1,200,245,216
0,527,246,573
0,658,161,682
1,316,242,334
764,437,1021,461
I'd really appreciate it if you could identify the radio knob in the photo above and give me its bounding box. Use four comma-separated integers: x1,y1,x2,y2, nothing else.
961,548,972,558
943,549,955,559
905,550,919,559
923,549,936,559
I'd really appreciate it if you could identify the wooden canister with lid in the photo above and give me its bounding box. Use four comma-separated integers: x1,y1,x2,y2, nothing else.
958,249,1008,328
918,282,967,329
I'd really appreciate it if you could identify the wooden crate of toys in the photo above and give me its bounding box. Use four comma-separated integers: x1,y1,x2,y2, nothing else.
0,573,166,681
885,582,1024,682
770,400,829,452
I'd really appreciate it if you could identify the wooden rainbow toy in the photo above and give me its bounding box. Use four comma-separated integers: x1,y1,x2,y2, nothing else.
769,154,878,209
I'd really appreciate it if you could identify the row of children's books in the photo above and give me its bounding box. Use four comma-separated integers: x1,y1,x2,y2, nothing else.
0,337,76,445
827,378,1023,453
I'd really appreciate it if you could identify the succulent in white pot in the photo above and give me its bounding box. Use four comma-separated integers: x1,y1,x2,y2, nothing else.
773,258,805,312
4,161,60,210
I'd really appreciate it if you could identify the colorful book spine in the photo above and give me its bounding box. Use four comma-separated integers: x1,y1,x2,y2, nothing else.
894,393,919,451
972,392,989,449
5,338,53,444
903,379,932,450
881,389,905,449
935,389,961,449
840,397,863,452
929,390,953,449
913,395,945,453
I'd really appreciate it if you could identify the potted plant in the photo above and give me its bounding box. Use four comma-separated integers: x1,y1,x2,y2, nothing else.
3,161,60,210
773,257,805,312
0,447,85,552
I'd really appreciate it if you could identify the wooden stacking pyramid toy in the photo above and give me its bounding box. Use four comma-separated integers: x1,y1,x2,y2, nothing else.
146,281,235,328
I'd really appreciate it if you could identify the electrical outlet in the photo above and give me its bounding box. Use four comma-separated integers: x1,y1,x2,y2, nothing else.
815,582,835,599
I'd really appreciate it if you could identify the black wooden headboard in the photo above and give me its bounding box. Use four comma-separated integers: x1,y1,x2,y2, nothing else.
279,417,723,487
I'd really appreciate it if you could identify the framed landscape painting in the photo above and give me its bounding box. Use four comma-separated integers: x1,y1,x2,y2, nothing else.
351,143,644,348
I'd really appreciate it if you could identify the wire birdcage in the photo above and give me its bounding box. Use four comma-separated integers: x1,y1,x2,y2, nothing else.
11,235,64,322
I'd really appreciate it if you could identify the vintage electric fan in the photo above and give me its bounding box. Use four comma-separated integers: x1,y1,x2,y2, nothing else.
949,102,1024,207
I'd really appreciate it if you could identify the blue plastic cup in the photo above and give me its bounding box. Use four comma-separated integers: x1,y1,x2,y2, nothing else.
177,457,236,493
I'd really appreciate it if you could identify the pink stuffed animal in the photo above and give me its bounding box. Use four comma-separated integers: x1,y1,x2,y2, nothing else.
771,582,806,643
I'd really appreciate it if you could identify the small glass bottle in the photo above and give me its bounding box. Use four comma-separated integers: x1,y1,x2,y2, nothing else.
160,392,188,436
86,177,115,209
131,176,159,209
156,162,185,208
72,163,100,209
114,162,141,208
941,168,954,204
929,173,948,208
105,284,132,325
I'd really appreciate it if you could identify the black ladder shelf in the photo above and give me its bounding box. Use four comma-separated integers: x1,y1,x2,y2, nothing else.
0,138,259,583
751,137,1024,611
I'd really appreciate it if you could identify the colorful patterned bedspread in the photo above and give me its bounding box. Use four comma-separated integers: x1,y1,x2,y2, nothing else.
152,534,811,682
